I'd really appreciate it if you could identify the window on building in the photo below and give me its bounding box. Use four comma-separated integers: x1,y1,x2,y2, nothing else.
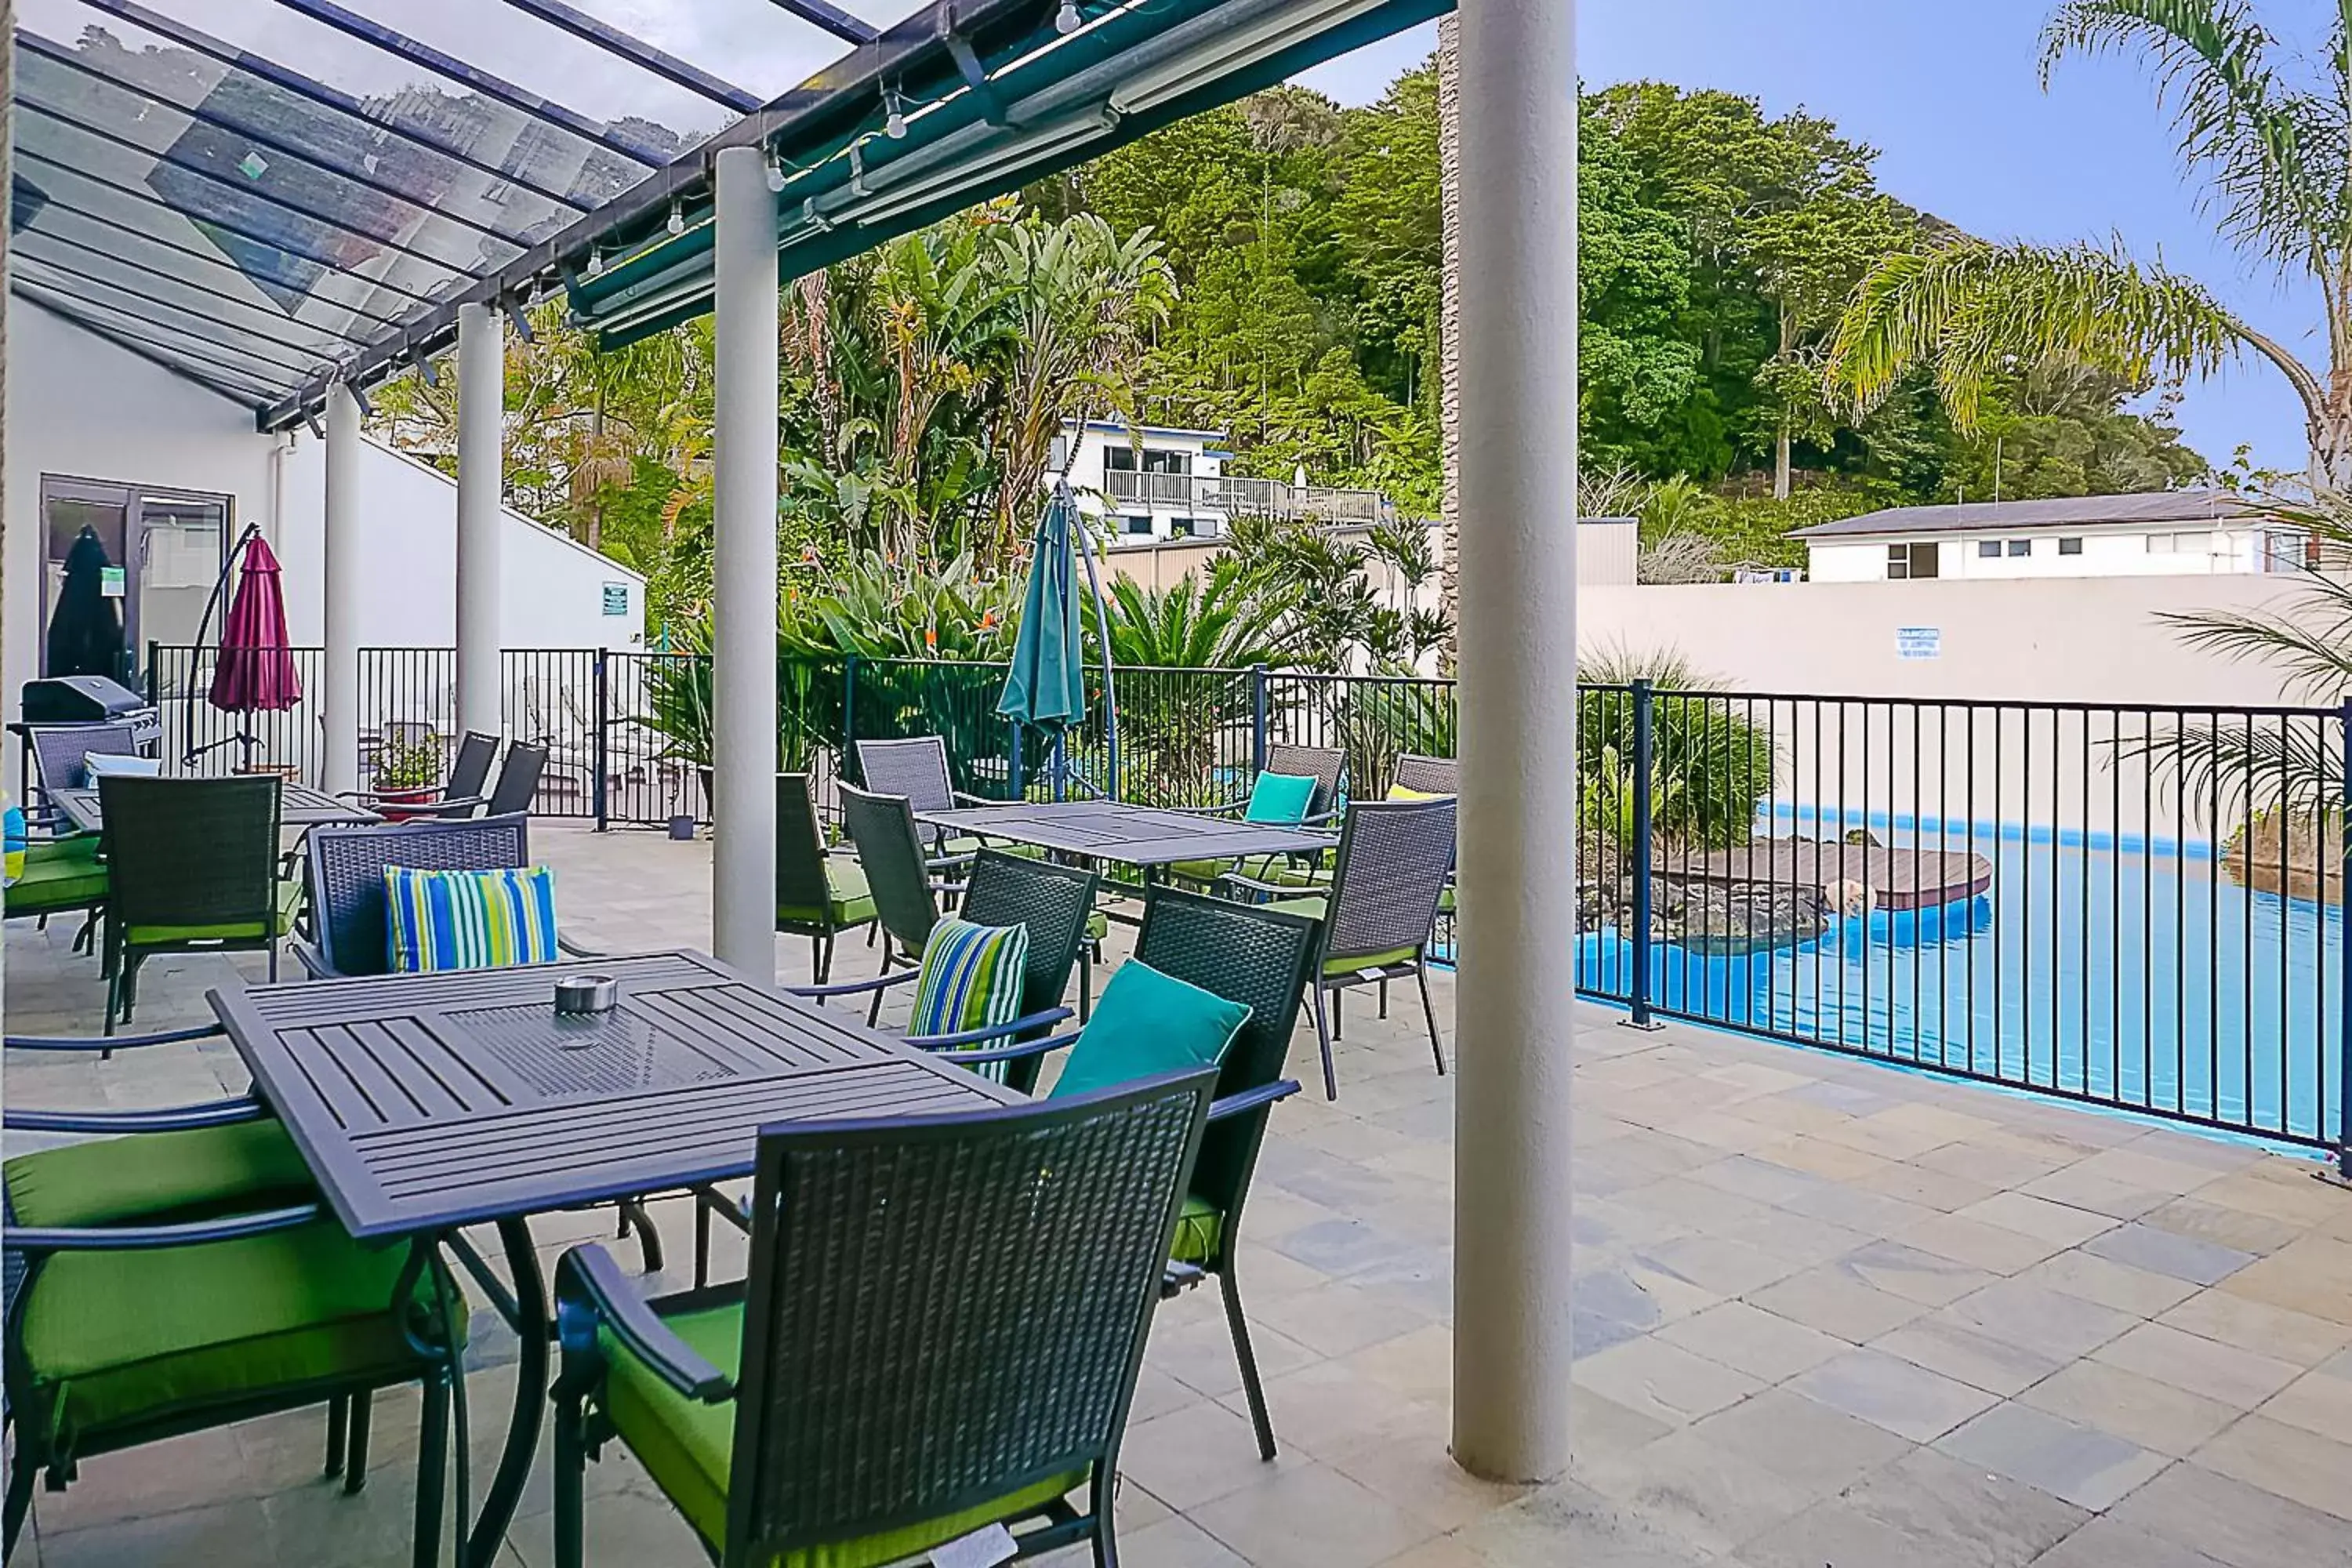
1101,445,1137,472
1977,540,2001,558
2058,537,2083,555
1886,543,1939,579
1124,514,1152,535
1141,448,1192,475
2007,539,2031,557
1048,435,1069,471
1170,517,1196,539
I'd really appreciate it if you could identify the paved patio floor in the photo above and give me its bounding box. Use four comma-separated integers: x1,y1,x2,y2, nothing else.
7,822,2351,1567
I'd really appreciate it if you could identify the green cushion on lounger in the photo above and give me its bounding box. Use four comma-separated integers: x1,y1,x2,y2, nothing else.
1263,896,1422,975
601,1301,1085,1563
777,859,877,928
4,1120,315,1228
124,877,303,946
1170,1195,1223,1266
1047,961,1250,1102
16,1218,456,1460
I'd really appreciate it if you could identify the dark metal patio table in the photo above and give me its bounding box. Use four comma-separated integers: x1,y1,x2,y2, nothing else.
53,779,382,833
207,949,1017,1567
916,798,1332,874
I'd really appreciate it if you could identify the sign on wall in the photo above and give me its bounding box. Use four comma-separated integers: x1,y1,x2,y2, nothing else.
602,583,630,617
1896,626,1941,660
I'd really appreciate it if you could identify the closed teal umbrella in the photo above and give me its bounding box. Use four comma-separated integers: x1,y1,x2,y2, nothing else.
1000,484,1120,797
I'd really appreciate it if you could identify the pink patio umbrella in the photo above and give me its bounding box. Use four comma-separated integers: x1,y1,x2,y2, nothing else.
193,527,302,769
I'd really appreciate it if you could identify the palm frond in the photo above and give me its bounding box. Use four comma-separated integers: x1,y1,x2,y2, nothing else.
2115,712,2342,818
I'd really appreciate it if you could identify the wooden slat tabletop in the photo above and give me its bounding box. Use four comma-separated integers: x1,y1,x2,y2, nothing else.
211,950,1018,1238
919,799,1332,866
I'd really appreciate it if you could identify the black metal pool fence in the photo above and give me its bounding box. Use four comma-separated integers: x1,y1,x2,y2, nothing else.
145,644,2349,1162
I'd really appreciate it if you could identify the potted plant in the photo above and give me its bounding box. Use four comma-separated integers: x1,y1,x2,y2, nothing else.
371,736,443,822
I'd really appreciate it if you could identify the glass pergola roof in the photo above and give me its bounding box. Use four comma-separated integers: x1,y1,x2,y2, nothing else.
7,0,1447,427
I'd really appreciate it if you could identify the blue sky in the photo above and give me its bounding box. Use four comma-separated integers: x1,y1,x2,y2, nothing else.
1295,2,2326,481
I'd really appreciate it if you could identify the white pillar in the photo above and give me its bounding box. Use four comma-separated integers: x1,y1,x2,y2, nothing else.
455,302,505,741
710,145,779,978
322,381,363,797
1452,0,1577,1484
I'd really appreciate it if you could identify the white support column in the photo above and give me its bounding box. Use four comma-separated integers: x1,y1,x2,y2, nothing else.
454,302,505,741
710,145,779,978
1452,0,1578,1483
322,381,364,797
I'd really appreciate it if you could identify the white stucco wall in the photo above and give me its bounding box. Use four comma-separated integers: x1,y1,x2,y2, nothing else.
1808,525,2291,583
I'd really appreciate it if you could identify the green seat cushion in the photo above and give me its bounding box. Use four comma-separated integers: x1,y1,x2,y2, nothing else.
778,859,877,928
603,1301,1085,1563
1263,897,1421,976
1438,883,1456,914
1165,858,1232,884
4,840,110,913
1085,909,1109,943
17,1218,452,1460
125,877,303,946
1048,960,1250,1102
4,1120,316,1229
1170,1195,1223,1266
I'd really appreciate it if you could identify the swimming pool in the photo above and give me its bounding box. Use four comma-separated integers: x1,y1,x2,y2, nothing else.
1575,820,2343,1147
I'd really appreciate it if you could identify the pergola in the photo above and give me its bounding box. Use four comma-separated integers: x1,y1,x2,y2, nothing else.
5,0,1578,1484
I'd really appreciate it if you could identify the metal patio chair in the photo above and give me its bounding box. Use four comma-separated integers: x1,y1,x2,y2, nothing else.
773,772,877,985
481,739,550,817
1391,752,1459,797
549,1071,1217,1568
836,782,953,1018
1168,741,1348,889
852,735,987,862
296,812,601,978
24,720,143,829
1229,794,1457,1099
340,728,499,818
97,775,299,1032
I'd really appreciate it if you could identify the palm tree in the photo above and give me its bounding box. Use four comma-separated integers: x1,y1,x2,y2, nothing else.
1827,0,2352,482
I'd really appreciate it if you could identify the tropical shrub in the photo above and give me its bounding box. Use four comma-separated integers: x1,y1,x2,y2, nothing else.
1576,645,1775,849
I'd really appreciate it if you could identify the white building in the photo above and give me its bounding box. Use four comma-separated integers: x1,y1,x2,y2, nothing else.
1051,419,1234,545
1792,491,2303,583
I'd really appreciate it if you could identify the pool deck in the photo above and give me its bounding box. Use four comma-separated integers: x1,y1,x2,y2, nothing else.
7,821,2352,1568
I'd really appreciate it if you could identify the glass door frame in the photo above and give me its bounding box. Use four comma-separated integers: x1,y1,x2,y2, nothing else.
38,474,234,681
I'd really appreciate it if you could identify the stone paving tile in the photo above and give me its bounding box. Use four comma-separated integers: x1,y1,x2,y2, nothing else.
1933,1402,2172,1511
1899,1212,2069,1275
1451,1479,1721,1568
1806,1446,2085,1566
2187,1413,2352,1522
2212,1232,2352,1326
2256,1365,2352,1443
1188,1460,1439,1568
2140,1195,2312,1255
2103,1459,2352,1567
1959,1192,2122,1248
2078,1221,2254,1285
2155,1288,2352,1367
1571,1337,1765,1428
2013,1248,2203,1317
1842,1238,1998,1305
2091,1321,2304,1410
1653,1301,1847,1384
1872,1315,2064,1397
1786,1348,1998,1442
1745,1261,1932,1343
2016,1359,2241,1457
2024,1517,2233,1568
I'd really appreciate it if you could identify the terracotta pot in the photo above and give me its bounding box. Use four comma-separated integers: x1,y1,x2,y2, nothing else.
376,785,435,823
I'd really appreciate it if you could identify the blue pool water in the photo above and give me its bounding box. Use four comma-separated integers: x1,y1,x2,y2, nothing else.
1574,819,2343,1145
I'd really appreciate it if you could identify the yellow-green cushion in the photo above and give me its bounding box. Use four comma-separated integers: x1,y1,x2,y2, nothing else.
125,877,303,946
1171,1195,1222,1265
1386,784,1444,801
1438,884,1456,914
779,860,877,928
602,1301,1086,1563
18,1218,452,1459
1264,897,1420,975
1167,858,1232,884
1085,909,1109,942
4,1120,316,1229
4,839,110,913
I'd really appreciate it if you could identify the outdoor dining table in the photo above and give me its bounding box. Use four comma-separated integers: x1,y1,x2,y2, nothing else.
915,798,1334,877
50,779,383,833
206,949,1018,1567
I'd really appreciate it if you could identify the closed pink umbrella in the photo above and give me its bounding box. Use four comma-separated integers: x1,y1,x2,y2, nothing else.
194,529,301,768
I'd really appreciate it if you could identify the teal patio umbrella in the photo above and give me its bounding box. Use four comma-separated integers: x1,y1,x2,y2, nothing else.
999,483,1119,797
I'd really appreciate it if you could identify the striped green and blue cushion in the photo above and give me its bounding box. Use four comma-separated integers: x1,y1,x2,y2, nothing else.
384,865,560,975
909,918,1029,1052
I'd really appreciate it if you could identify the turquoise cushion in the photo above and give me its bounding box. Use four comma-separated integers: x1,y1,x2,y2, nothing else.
385,864,559,973
1049,960,1250,1101
909,918,1029,1046
1243,771,1317,825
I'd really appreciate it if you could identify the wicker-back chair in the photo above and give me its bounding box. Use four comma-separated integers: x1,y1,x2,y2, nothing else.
1132,886,1319,1459
1236,795,1456,1098
297,814,532,978
483,740,548,817
958,850,1102,1091
774,774,876,983
851,735,957,811
27,721,142,821
551,1071,1218,1568
1265,741,1347,819
97,775,291,1030
837,782,943,981
1391,752,1458,797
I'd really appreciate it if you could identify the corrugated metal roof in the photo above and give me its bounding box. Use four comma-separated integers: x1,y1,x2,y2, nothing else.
1788,490,2262,540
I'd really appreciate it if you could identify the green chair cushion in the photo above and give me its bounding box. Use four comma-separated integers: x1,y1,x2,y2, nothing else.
1438,883,1456,914
1085,909,1109,943
1165,858,1232,885
125,877,303,946
1171,1195,1223,1266
4,840,110,913
17,1218,453,1460
4,1120,316,1229
1048,960,1250,1102
779,859,877,929
602,1301,1085,1563
1264,897,1421,976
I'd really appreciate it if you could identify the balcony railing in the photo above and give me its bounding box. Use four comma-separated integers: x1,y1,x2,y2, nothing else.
1099,469,1396,524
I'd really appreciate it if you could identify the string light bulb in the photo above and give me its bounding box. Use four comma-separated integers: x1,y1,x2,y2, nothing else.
884,86,909,140
666,200,685,236
764,151,786,192
585,249,604,278
1056,1,1082,33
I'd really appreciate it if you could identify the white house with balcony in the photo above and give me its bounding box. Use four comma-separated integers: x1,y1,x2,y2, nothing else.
1792,491,2303,582
1051,417,1410,545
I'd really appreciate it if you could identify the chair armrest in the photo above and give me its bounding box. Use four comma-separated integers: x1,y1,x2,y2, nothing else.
691,1185,752,1235
557,933,604,960
787,968,921,1000
950,790,997,808
7,1203,321,1255
905,1006,1073,1052
4,1022,225,1052
554,1243,735,1403
383,794,488,818
289,938,336,979
1300,805,1345,826
6,1097,269,1134
1215,871,1294,899
1209,1080,1301,1123
942,1029,1081,1068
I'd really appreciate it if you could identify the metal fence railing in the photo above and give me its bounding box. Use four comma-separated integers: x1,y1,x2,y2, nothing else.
140,645,2346,1162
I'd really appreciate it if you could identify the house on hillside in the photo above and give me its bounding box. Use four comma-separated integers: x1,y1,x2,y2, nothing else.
1051,418,1411,546
1791,492,2306,582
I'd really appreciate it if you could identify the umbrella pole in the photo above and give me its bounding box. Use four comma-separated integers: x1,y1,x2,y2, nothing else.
1075,521,1120,800
186,523,262,767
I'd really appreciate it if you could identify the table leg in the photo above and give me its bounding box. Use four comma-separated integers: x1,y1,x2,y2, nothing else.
466,1217,548,1568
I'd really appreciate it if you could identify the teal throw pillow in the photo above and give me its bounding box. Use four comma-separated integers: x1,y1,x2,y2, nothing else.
909,917,1030,1046
1049,960,1251,1101
1243,771,1318,825
385,864,560,974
